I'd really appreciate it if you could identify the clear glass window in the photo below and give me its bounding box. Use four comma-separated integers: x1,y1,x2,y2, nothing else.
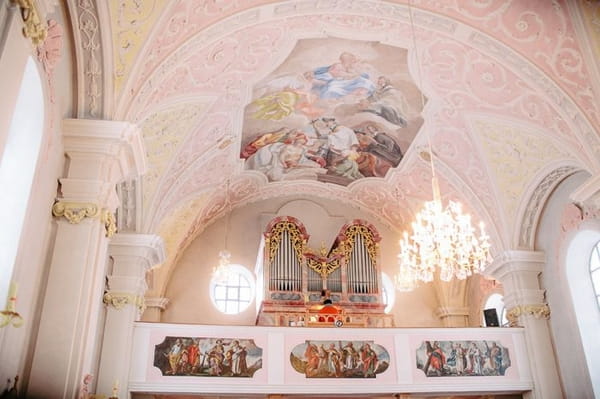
210,264,255,315
483,292,509,327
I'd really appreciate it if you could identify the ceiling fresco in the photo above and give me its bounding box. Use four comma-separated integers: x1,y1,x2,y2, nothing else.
95,1,600,296
240,38,424,185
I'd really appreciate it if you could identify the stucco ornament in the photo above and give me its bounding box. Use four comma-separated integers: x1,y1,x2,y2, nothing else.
506,304,550,327
103,291,145,312
11,0,47,45
52,201,100,223
102,210,117,238
36,19,62,103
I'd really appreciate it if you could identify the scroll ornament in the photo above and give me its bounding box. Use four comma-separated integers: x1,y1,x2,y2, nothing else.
11,0,47,45
506,304,550,326
103,292,145,312
102,210,117,238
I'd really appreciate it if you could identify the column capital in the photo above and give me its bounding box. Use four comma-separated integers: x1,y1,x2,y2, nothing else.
483,250,545,281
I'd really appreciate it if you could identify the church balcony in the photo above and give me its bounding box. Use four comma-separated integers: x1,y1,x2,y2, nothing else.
129,322,532,397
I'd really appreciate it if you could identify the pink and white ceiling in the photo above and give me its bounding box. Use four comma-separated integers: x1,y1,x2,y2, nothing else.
96,0,600,292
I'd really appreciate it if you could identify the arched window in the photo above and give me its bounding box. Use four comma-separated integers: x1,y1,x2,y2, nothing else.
0,57,44,303
210,264,255,315
565,229,600,397
590,241,600,308
483,293,508,327
381,272,395,314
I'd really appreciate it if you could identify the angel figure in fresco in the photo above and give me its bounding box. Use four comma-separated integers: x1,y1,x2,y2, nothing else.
311,52,376,101
250,72,323,121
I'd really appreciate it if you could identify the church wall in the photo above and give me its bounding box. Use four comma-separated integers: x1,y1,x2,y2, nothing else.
161,196,441,327
0,2,75,392
535,171,596,399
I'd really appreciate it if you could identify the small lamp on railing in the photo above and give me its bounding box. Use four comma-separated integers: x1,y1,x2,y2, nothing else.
0,282,24,328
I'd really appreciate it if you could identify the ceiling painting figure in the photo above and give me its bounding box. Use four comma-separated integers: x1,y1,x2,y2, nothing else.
241,38,425,186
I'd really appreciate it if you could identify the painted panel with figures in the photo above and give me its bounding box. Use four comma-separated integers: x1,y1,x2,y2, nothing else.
153,336,263,377
416,340,511,377
290,340,389,378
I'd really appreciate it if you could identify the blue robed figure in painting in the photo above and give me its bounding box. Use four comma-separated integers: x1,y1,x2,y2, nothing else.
310,52,376,100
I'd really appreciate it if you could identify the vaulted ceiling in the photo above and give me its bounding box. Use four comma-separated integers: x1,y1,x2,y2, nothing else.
70,0,600,296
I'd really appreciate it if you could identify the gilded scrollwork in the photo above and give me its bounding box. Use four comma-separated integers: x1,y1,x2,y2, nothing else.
11,0,47,45
103,291,145,312
267,221,306,264
306,256,340,279
102,209,117,238
506,304,550,327
52,201,100,223
337,225,378,267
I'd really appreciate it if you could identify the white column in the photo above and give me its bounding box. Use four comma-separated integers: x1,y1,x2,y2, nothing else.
484,250,562,399
96,233,165,399
28,119,146,399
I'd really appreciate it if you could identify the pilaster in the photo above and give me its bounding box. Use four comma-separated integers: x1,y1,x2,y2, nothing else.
142,297,169,322
28,119,146,399
484,250,562,399
96,233,165,399
433,278,469,327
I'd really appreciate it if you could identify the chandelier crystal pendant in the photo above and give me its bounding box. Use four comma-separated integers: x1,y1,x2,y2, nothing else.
399,176,492,284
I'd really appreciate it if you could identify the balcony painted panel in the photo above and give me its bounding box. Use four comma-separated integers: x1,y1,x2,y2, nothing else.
129,322,532,396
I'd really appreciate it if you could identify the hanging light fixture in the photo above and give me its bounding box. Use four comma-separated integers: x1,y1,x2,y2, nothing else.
397,2,492,286
212,180,233,283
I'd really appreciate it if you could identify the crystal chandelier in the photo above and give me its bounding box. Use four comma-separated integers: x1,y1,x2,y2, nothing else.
397,1,492,287
398,176,492,284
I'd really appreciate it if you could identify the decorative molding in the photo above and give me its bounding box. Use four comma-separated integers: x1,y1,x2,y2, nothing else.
102,209,117,237
11,0,47,45
518,166,578,248
36,19,62,104
70,0,102,118
52,201,100,223
103,291,145,312
144,296,169,311
506,304,550,327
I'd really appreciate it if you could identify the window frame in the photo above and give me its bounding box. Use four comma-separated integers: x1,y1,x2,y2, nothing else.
209,264,255,315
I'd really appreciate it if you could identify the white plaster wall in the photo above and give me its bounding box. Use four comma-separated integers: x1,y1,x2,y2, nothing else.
162,196,441,327
0,2,75,391
535,171,596,399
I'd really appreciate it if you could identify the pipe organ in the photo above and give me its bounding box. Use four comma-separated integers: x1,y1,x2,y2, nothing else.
256,216,394,327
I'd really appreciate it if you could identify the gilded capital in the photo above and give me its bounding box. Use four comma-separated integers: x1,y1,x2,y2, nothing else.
11,0,47,45
52,201,99,223
103,292,145,312
506,304,550,327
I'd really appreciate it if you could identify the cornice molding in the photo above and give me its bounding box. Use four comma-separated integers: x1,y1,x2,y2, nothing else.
483,250,545,281
109,233,166,267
